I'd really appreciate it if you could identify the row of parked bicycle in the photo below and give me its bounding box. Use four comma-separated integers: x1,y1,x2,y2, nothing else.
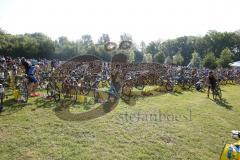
1,57,240,108
42,61,240,104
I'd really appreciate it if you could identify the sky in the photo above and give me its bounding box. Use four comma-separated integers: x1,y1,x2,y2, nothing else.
1,0,240,44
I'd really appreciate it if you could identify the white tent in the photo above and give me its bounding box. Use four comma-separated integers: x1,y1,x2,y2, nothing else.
229,61,240,67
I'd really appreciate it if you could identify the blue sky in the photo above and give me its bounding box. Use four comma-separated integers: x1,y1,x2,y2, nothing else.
1,0,240,44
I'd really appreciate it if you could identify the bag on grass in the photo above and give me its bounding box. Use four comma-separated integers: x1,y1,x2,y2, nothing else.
220,141,240,160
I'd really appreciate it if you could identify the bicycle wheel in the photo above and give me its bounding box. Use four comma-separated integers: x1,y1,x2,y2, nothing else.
47,82,61,102
101,80,110,88
80,83,90,95
63,87,77,104
46,83,54,97
182,79,191,90
135,84,144,90
122,83,132,96
157,78,164,87
53,85,61,102
216,87,222,100
19,82,28,103
165,82,173,92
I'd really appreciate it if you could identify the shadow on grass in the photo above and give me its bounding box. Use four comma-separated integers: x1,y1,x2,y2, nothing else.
170,91,183,96
34,97,56,109
121,95,137,106
0,98,31,116
211,98,233,110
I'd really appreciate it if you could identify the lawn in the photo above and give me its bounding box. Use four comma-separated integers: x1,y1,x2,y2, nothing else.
0,85,240,160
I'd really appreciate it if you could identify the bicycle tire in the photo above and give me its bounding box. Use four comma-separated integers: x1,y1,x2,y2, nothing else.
122,83,132,96
165,83,173,92
80,83,90,95
63,87,77,104
19,81,28,103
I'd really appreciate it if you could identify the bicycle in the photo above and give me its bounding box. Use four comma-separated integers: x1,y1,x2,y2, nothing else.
0,84,5,111
61,76,78,104
121,72,146,96
38,71,51,89
15,75,29,103
46,77,61,102
157,76,174,92
212,82,222,100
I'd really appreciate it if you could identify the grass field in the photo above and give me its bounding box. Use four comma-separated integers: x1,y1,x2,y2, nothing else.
0,85,240,160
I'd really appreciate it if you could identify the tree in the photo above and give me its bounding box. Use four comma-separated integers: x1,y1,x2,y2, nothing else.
0,28,6,35
98,33,110,44
217,47,233,68
81,34,93,46
190,51,201,68
173,52,184,65
58,36,69,46
120,33,132,42
164,56,172,64
155,51,165,64
203,52,217,69
134,50,144,63
146,41,160,57
128,50,135,63
140,41,146,54
143,53,152,63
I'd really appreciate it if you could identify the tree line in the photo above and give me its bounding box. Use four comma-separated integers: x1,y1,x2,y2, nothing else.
1,27,240,69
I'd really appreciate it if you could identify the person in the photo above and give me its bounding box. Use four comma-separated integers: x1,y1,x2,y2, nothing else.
21,58,39,97
51,59,57,71
207,71,217,98
110,64,122,94
195,79,203,91
0,84,5,112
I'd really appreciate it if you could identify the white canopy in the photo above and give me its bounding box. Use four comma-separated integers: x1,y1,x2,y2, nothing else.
229,61,240,67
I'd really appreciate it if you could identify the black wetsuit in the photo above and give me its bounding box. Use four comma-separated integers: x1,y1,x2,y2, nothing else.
208,75,217,90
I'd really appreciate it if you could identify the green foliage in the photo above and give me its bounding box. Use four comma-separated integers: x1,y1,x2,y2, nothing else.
140,41,146,54
203,52,217,69
128,50,135,63
0,27,6,34
134,50,144,63
98,33,110,44
146,41,160,57
217,48,233,68
143,53,152,63
155,51,165,64
1,28,240,66
190,51,202,68
173,52,184,65
120,33,132,41
81,34,93,46
164,56,172,64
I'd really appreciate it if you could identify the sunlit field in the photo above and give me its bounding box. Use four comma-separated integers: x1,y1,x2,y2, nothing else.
1,85,239,160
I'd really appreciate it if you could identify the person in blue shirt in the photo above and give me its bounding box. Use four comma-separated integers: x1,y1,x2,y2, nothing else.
21,58,39,97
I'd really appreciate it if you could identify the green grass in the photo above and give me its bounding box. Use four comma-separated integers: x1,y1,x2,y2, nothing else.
0,85,240,160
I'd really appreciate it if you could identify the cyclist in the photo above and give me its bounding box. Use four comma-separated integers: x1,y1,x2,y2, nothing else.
207,71,217,98
21,58,39,97
110,64,122,94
